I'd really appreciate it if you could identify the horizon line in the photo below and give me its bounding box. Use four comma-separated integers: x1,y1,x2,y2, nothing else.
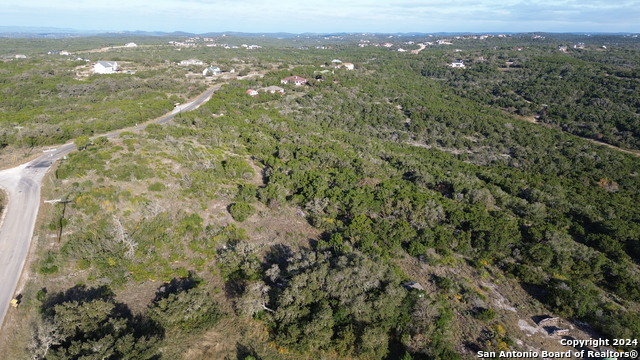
1,26,639,37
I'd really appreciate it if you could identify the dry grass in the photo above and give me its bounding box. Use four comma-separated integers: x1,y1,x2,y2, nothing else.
0,145,53,170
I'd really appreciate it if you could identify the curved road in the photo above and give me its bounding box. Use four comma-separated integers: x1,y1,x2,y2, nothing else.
0,84,221,330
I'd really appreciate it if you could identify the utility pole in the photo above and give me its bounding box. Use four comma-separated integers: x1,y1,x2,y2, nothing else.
56,199,72,244
44,198,73,244
14,126,24,152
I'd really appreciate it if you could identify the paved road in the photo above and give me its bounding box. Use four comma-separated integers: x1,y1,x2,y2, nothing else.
0,84,221,330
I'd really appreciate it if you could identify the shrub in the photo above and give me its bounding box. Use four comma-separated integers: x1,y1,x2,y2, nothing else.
222,157,254,180
433,275,454,292
74,135,91,150
148,182,166,191
235,184,258,203
229,202,255,222
38,252,59,274
148,276,221,333
473,307,496,321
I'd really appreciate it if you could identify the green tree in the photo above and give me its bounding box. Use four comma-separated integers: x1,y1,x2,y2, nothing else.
31,285,161,360
74,135,91,151
148,277,221,333
229,202,255,222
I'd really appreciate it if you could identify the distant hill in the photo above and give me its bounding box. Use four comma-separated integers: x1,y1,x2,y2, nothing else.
1,26,637,39
0,26,103,38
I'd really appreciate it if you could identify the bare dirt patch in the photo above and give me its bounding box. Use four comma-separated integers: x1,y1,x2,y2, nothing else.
0,146,53,170
411,43,427,54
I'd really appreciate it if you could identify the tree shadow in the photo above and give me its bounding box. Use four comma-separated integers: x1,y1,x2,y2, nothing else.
236,342,260,360
223,278,246,299
152,271,201,303
42,284,114,314
263,243,293,270
518,282,548,304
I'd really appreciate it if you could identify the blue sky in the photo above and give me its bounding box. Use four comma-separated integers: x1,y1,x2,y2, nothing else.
2,0,639,33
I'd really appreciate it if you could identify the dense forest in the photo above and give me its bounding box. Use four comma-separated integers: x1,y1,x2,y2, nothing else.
0,33,638,359
424,49,640,150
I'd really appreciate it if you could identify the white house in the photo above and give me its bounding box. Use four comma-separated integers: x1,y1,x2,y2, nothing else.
124,42,138,47
449,60,465,68
342,62,355,70
281,76,308,86
179,59,204,66
203,66,222,76
94,61,118,74
259,86,285,94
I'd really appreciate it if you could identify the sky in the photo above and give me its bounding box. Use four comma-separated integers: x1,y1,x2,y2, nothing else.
2,0,639,34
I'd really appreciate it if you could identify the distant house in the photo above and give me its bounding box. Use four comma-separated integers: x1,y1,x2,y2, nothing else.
124,42,138,47
449,60,465,68
281,76,308,86
259,86,285,94
14,54,27,59
202,66,222,76
94,61,118,74
342,62,355,70
558,45,569,53
179,59,204,66
246,89,259,96
60,51,70,56
331,59,342,63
